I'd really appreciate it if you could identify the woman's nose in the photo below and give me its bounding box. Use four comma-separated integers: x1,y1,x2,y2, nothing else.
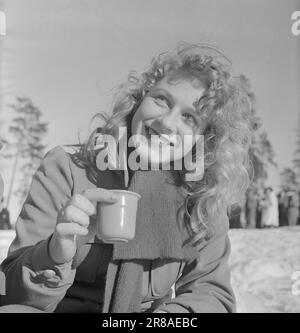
158,111,178,133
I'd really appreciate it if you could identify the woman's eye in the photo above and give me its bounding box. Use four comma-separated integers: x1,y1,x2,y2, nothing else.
154,95,169,106
182,113,196,125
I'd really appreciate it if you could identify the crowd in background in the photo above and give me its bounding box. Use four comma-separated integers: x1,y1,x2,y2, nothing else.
230,186,300,229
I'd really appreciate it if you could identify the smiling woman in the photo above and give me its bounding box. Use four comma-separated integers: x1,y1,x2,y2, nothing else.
0,42,256,313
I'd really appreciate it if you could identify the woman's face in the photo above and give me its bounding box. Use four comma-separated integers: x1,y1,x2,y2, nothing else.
131,76,208,167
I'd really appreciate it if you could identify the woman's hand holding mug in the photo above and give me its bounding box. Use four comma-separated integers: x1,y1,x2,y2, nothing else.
49,188,118,264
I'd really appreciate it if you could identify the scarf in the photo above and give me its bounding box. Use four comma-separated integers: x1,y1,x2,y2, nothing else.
97,169,197,313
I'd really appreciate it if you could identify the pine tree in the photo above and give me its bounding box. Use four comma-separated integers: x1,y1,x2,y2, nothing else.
6,97,48,205
250,127,277,187
240,75,277,188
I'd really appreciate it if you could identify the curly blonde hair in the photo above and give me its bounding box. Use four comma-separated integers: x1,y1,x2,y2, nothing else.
80,43,256,241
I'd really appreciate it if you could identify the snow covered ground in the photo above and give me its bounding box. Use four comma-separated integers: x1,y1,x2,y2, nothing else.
0,230,15,264
229,227,300,313
1,227,300,313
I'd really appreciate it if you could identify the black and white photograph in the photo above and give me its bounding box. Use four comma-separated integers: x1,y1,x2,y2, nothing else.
0,0,299,316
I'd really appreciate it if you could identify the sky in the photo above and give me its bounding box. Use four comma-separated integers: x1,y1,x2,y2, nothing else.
0,0,299,220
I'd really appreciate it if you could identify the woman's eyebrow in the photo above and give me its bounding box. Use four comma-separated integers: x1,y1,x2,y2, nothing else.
151,87,173,99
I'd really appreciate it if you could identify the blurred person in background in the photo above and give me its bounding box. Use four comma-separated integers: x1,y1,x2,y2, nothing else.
0,198,10,230
255,185,264,228
260,187,279,228
245,187,259,228
286,190,299,226
278,189,289,227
